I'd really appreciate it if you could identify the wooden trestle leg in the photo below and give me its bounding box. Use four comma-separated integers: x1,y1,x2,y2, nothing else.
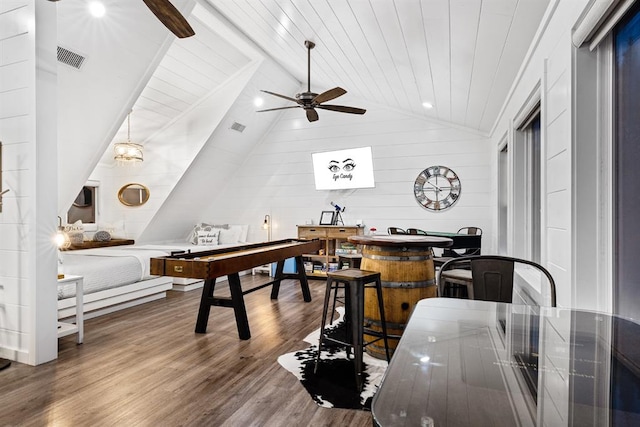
227,273,250,340
195,256,312,340
270,260,285,299
295,255,312,302
195,278,216,334
269,256,312,302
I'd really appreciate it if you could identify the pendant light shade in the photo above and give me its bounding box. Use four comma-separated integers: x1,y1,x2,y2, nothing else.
114,112,143,163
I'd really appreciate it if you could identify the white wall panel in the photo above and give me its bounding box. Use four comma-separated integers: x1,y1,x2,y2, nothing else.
0,224,29,251
0,26,29,64
0,61,28,92
0,277,28,307
488,0,597,308
137,58,301,243
0,116,29,142
0,1,31,363
547,261,569,307
0,0,58,365
546,26,571,90
546,71,569,126
197,97,493,251
547,190,570,230
546,108,569,159
547,151,569,194
0,87,28,117
0,141,29,169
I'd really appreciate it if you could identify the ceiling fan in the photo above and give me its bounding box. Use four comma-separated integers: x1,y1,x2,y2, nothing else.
47,0,195,39
258,40,366,122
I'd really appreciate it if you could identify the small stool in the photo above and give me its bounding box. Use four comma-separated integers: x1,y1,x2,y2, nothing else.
338,253,362,269
315,268,390,392
440,269,473,299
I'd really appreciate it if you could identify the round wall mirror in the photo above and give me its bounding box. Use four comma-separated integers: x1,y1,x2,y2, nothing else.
118,183,150,207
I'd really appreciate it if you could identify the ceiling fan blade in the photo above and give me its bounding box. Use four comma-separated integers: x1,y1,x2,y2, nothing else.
317,104,366,115
313,87,346,104
257,106,300,112
261,90,299,103
306,108,319,122
142,0,195,38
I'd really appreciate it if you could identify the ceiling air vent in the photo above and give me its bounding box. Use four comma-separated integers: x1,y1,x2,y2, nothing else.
230,122,246,133
57,46,86,69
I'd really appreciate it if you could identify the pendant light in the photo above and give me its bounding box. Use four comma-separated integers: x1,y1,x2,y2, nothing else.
113,111,143,164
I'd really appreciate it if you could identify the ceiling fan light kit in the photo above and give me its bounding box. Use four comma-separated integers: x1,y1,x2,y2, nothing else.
258,40,366,122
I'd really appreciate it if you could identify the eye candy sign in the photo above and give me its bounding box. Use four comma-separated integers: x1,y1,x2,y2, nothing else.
312,147,376,190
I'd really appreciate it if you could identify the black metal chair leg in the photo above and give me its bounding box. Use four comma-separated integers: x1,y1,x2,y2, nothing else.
315,277,335,373
375,277,391,362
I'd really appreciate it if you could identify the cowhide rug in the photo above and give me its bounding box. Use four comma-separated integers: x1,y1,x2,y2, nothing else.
277,308,388,410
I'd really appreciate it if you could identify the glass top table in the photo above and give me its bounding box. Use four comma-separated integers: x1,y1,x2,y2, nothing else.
372,298,640,426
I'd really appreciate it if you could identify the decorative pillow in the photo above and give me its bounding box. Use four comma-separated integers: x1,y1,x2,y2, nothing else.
229,224,249,242
188,223,229,244
218,227,242,245
93,230,112,242
188,223,211,244
197,229,220,246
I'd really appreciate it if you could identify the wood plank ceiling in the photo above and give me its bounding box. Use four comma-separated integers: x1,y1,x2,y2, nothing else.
62,0,551,167
105,8,252,163
204,0,550,134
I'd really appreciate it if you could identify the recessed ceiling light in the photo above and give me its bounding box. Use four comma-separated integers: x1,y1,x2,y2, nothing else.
254,97,264,107
422,102,433,109
89,2,106,18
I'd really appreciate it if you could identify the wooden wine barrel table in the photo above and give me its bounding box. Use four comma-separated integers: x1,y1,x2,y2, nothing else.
348,234,453,358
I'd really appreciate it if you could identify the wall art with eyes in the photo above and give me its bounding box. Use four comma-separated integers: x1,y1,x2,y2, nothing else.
311,146,376,190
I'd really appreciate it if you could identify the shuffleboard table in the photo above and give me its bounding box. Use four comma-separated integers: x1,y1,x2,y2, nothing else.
150,238,323,339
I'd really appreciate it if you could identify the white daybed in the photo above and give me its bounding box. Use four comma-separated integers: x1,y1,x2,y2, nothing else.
57,223,257,319
57,248,174,320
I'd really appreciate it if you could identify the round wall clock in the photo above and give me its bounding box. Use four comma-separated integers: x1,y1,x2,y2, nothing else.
414,165,461,211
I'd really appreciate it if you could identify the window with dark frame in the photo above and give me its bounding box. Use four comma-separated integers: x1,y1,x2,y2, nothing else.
613,2,640,322
518,108,542,263
67,185,97,225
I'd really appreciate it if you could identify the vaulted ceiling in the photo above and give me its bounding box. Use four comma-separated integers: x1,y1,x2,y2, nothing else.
56,0,550,188
52,0,551,236
59,0,550,153
205,0,551,133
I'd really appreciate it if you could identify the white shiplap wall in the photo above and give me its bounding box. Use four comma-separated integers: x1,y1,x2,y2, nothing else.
489,0,592,309
91,60,265,239
137,58,301,243
1,0,58,365
199,98,493,247
56,0,186,216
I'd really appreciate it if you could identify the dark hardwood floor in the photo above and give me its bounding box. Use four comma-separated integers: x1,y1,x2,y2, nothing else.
0,275,373,426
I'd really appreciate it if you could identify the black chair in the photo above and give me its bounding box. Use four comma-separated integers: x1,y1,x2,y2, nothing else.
437,255,557,307
387,227,406,235
442,226,483,257
457,226,482,254
458,226,482,235
406,228,427,235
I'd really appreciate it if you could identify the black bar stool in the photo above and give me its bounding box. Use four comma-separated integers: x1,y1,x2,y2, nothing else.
314,268,390,392
328,254,362,324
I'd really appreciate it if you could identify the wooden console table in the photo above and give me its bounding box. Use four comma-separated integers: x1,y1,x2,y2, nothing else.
297,225,364,278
